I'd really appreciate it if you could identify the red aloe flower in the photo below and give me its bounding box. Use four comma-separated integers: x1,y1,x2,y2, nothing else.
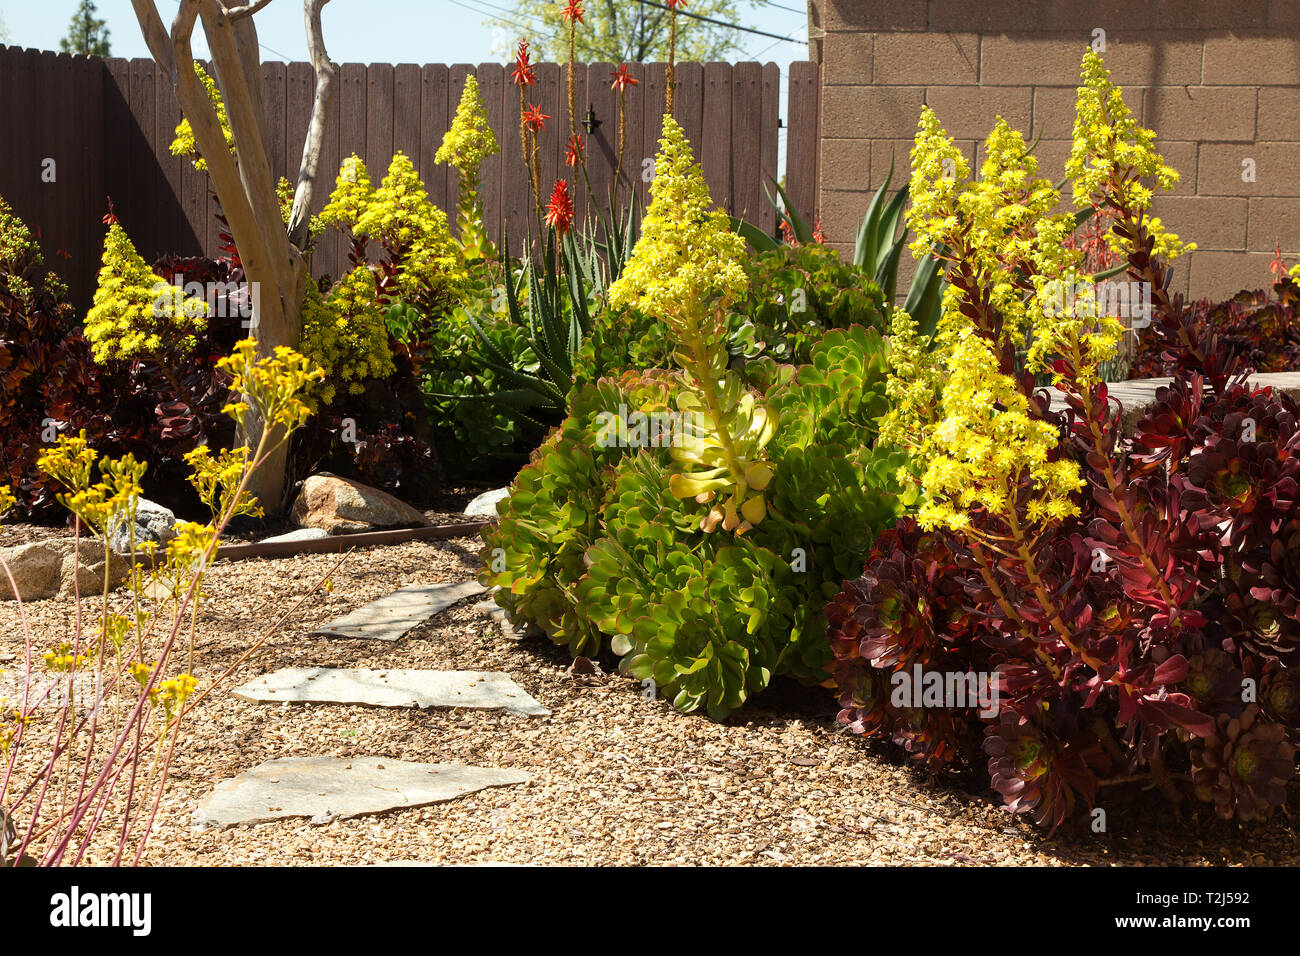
812,217,827,244
666,0,686,8
545,179,575,235
610,63,638,92
565,133,584,168
1271,240,1288,281
522,104,549,133
512,39,536,87
561,0,584,23
102,197,118,226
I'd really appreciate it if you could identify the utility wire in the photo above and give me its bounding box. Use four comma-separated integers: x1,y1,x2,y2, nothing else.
446,0,567,44
750,0,808,15
630,0,808,44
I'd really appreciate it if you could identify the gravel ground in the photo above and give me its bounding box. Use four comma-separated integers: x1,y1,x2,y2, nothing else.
2,533,1298,867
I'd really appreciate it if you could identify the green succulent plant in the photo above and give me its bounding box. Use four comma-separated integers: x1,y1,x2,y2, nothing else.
480,327,906,718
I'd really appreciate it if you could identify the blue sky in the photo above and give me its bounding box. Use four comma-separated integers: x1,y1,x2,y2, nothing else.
0,0,810,66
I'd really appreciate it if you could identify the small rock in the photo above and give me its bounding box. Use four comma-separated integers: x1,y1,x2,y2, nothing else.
291,474,430,534
464,487,510,518
260,527,330,545
0,539,131,602
107,498,177,554
566,656,601,677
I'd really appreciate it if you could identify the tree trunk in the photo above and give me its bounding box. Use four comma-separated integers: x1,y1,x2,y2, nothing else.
130,0,337,515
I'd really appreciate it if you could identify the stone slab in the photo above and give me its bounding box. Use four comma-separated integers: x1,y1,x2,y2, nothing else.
193,757,529,828
1047,372,1300,433
312,581,485,641
232,667,550,716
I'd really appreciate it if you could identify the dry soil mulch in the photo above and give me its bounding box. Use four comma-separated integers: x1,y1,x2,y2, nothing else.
2,533,1298,866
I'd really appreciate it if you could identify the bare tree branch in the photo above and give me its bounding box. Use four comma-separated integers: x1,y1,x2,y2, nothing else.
288,0,337,247
128,0,175,76
167,0,288,341
199,0,293,297
225,0,275,19
130,0,338,511
226,4,272,153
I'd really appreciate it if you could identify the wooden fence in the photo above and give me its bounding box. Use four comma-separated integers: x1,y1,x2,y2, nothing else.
0,46,821,313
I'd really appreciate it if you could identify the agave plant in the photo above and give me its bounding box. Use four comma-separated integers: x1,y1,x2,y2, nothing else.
443,230,595,428
734,168,948,337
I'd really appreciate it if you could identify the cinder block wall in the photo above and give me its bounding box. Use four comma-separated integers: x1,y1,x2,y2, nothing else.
807,0,1300,301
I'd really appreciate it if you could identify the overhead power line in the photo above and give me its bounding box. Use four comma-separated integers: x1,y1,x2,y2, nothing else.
630,0,808,45
752,0,808,15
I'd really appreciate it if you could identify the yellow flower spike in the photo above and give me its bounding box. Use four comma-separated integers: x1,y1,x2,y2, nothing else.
608,115,747,319
1067,49,1192,261
436,75,500,256
84,222,208,365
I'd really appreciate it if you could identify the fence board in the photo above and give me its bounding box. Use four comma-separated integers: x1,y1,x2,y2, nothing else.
38,54,70,292
759,62,780,234
499,67,530,249
155,62,189,256
642,62,668,213
676,61,705,171
102,57,133,270
0,49,16,216
78,56,105,308
366,62,395,182
126,58,159,260
0,47,812,313
561,61,587,227
583,62,618,225
785,60,820,230
731,62,764,227
620,62,645,212
419,64,451,216
476,63,507,243
262,62,288,182
394,64,423,165
701,62,732,218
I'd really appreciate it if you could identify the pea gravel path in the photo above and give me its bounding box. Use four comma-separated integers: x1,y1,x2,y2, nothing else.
2,534,1297,867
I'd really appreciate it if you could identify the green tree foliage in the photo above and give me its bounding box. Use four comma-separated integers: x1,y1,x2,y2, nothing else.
499,0,755,62
59,1,111,56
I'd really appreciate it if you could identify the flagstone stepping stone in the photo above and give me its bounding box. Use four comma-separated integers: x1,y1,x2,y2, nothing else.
312,581,485,641
193,757,529,828
232,667,550,716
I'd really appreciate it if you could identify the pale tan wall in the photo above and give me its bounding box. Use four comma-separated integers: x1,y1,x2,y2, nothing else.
808,0,1300,301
